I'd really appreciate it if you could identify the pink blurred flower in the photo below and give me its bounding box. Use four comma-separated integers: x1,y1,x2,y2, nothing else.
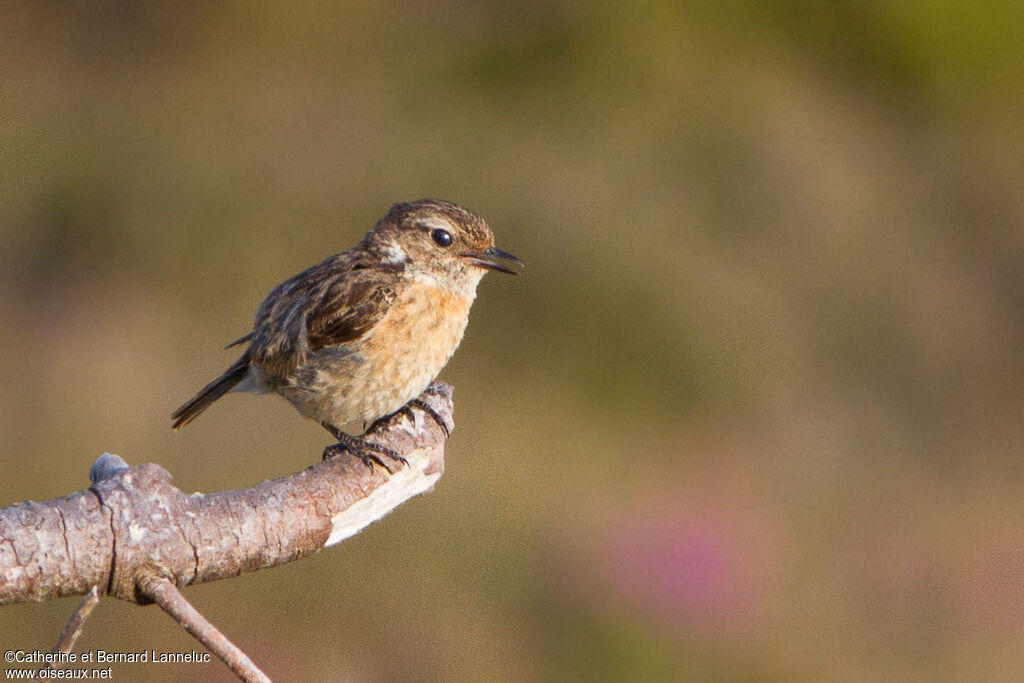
559,505,773,637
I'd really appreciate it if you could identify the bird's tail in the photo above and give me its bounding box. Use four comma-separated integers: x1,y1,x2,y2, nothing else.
171,358,250,430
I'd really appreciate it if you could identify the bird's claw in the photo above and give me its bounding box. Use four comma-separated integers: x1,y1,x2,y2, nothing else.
407,398,451,437
322,436,408,474
371,393,451,438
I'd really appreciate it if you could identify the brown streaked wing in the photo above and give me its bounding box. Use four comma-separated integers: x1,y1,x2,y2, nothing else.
246,252,398,383
307,277,396,351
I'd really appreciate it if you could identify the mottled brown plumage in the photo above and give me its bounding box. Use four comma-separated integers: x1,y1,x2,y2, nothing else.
171,200,520,465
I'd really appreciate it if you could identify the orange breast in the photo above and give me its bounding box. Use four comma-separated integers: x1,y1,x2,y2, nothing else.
352,281,473,419
277,279,475,429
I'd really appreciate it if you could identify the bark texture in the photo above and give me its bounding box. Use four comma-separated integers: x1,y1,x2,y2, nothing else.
0,382,452,606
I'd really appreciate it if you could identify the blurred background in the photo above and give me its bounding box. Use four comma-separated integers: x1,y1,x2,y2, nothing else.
2,1,1023,680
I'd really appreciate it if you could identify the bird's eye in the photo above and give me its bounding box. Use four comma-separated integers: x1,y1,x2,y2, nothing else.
431,228,453,247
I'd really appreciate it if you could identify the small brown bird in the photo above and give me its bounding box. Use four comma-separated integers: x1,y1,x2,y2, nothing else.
171,199,520,468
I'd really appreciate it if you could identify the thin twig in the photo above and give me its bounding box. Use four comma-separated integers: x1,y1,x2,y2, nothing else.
35,586,101,682
52,585,101,652
138,574,271,683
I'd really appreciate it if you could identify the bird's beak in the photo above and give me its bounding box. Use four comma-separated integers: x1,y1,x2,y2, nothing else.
461,246,523,276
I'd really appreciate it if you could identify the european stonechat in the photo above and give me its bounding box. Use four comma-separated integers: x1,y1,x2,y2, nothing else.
171,199,521,469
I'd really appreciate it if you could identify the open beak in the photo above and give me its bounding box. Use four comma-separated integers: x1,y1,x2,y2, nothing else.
461,246,523,276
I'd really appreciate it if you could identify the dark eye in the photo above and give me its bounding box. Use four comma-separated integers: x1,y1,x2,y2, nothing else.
431,228,453,247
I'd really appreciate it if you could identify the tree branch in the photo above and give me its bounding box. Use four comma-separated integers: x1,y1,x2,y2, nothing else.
139,574,271,683
1,382,453,679
50,585,100,653
34,586,101,682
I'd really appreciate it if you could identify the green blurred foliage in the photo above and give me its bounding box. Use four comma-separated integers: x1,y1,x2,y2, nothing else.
2,1,1023,680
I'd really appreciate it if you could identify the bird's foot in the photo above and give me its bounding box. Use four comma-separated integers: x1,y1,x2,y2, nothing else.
322,432,408,474
407,396,451,437
370,390,452,438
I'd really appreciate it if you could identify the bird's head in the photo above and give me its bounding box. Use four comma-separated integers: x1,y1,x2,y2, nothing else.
367,199,522,297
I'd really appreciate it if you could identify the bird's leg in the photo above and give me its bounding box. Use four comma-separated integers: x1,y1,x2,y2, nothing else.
320,422,408,474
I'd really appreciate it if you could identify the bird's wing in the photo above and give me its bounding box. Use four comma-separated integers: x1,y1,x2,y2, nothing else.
247,253,398,383
306,277,397,351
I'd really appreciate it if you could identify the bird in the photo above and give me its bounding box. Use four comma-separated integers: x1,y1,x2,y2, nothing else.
171,199,521,469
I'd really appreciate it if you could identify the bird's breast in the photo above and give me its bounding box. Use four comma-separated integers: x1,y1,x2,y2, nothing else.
360,281,473,390
283,280,474,428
